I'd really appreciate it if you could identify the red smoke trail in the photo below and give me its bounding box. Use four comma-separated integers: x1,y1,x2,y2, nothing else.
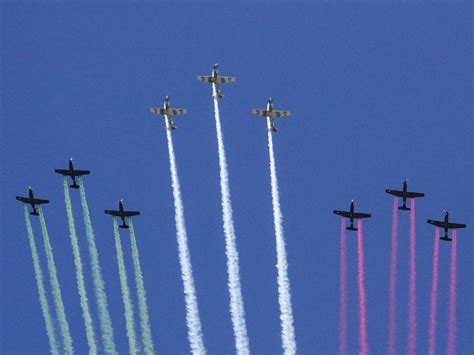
387,197,398,355
407,199,417,355
339,218,347,355
428,228,440,355
447,230,457,355
357,219,369,355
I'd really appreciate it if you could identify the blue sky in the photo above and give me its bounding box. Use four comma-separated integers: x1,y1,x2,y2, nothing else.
1,2,472,354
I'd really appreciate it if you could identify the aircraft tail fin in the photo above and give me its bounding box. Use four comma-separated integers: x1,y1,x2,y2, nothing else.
70,183,80,189
440,235,452,241
399,206,411,211
30,210,39,216
346,226,358,231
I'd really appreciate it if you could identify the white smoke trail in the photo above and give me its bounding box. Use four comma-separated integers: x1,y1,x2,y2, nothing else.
62,177,97,354
211,84,250,355
112,217,139,355
23,205,60,355
78,178,118,355
267,129,297,355
38,206,74,355
166,127,206,355
128,219,155,355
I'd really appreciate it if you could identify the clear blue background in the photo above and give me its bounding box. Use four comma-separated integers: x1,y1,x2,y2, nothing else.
1,2,472,354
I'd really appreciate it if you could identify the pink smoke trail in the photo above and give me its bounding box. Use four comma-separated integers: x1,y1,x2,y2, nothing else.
447,230,457,355
387,197,398,355
428,228,440,355
357,219,369,355
407,198,417,355
339,218,347,355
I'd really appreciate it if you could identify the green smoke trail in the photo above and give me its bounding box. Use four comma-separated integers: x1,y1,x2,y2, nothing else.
78,178,118,354
128,219,155,355
62,177,97,354
23,205,60,355
38,206,74,355
112,217,138,355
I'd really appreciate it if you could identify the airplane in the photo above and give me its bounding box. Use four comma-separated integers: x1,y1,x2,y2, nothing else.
104,199,140,229
55,158,91,189
333,200,372,231
385,179,425,210
150,96,187,130
197,63,236,99
427,211,466,241
252,98,291,132
16,187,49,216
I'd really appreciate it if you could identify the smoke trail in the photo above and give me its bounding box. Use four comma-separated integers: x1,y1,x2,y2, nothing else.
165,128,206,355
62,177,97,353
407,199,416,355
387,197,398,355
23,206,60,355
446,230,457,355
78,178,118,355
38,206,74,355
428,228,440,355
267,129,297,355
339,218,347,355
112,218,138,355
211,84,250,355
357,220,369,355
128,219,155,355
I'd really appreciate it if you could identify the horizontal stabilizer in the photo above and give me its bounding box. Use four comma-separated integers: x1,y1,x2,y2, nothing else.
440,236,452,241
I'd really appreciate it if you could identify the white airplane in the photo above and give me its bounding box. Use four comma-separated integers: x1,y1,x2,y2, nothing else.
252,98,291,132
150,96,187,130
197,63,236,99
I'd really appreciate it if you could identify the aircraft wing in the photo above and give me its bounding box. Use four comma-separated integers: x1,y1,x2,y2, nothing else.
216,76,236,84
252,109,268,116
104,210,121,216
405,192,425,198
252,109,291,118
55,169,71,175
447,222,466,229
197,75,214,83
333,210,350,218
55,169,90,176
150,108,187,116
268,110,291,118
427,220,445,227
167,108,187,116
73,169,90,176
121,211,140,217
353,212,371,219
16,197,49,204
385,189,403,197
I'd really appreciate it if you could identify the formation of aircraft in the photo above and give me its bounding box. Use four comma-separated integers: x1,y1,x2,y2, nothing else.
150,96,187,130
104,199,140,229
427,211,467,241
333,200,372,231
16,64,468,242
54,158,91,189
197,63,236,99
385,180,425,210
16,187,49,216
252,98,291,132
